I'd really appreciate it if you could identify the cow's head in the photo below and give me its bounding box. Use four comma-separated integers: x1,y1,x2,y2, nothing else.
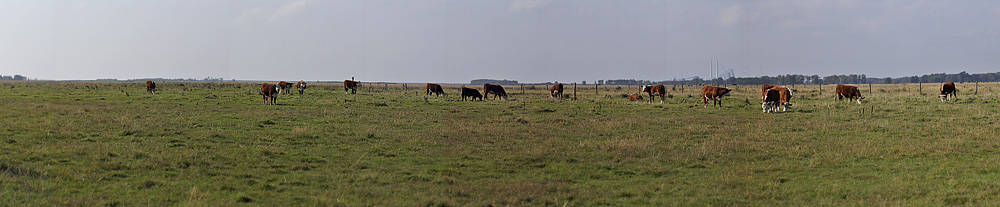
857,96,866,104
641,85,649,93
787,88,796,96
720,88,732,96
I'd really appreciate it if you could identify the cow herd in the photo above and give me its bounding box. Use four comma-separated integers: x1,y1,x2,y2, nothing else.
139,80,962,112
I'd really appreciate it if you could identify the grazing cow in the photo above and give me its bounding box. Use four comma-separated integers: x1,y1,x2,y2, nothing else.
835,84,865,104
344,80,360,94
762,88,780,113
144,81,156,95
701,85,733,107
461,87,483,101
641,84,666,103
483,84,508,100
761,84,775,102
940,82,957,101
295,80,307,95
426,83,446,97
260,83,278,105
277,81,293,94
763,86,794,112
550,83,564,99
628,94,643,101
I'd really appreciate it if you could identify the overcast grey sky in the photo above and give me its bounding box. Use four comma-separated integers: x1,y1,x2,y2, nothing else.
1,0,999,83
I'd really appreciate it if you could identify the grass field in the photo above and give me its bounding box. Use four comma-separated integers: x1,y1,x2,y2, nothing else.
2,81,1000,206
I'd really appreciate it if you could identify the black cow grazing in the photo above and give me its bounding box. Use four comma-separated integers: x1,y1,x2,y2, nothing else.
550,83,563,99
461,87,483,101
427,83,446,97
940,82,957,102
344,80,360,94
483,84,508,100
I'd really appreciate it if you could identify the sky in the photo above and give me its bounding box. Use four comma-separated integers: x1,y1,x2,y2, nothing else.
1,0,999,83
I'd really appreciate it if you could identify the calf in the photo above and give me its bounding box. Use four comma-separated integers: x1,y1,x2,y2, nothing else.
550,83,564,99
344,80,360,94
295,80,307,95
461,87,483,101
641,84,666,104
483,84,508,100
940,82,957,101
701,85,732,107
628,94,643,101
835,84,865,104
145,81,157,95
762,88,780,113
260,83,278,105
427,83,446,97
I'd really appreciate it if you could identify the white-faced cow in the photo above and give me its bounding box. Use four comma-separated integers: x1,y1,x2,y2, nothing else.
295,80,307,95
344,80,360,94
836,84,865,104
760,84,775,103
628,94,643,101
427,83,446,97
940,82,957,101
641,84,666,104
762,88,780,113
483,84,508,100
461,87,483,101
145,81,157,95
277,81,293,94
764,86,794,112
261,83,278,105
550,83,564,99
701,85,732,107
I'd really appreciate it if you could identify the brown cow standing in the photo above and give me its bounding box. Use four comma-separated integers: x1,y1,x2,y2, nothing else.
344,80,360,94
761,84,775,103
641,84,666,104
940,82,957,102
628,94,643,101
426,83,446,97
701,85,732,107
461,87,483,101
835,84,865,104
295,80,307,95
766,86,794,112
277,81,292,94
145,81,156,95
762,88,780,113
550,83,564,99
483,84,508,100
260,83,278,105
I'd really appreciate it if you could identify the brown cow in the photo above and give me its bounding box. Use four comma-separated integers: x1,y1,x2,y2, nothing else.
427,83,446,97
483,84,508,100
461,87,483,101
835,84,865,104
344,80,360,94
940,82,957,101
277,81,292,94
260,83,278,105
295,80,307,95
761,84,775,103
550,83,564,99
145,81,156,95
628,94,643,101
762,88,780,113
641,84,666,103
701,85,732,107
767,86,794,112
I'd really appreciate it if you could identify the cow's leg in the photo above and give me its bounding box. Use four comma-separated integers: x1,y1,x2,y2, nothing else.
703,96,708,107
345,87,349,94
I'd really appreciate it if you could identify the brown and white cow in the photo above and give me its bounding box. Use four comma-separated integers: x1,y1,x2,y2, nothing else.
483,84,508,100
628,94,643,101
641,84,666,104
761,84,775,103
344,80,360,94
940,82,957,101
763,86,794,112
701,85,732,107
461,87,483,101
145,81,157,95
550,83,564,99
835,84,865,104
762,88,780,113
276,81,293,94
427,83,446,97
260,83,278,105
295,80,307,95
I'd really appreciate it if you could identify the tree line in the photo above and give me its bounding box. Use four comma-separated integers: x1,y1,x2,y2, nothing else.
0,75,28,81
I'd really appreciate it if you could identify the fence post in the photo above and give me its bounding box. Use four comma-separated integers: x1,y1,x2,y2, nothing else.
520,84,524,94
869,84,872,96
573,83,577,101
595,83,599,95
919,82,922,94
976,81,979,95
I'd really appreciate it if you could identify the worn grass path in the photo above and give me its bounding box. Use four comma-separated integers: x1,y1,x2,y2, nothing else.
2,81,999,206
